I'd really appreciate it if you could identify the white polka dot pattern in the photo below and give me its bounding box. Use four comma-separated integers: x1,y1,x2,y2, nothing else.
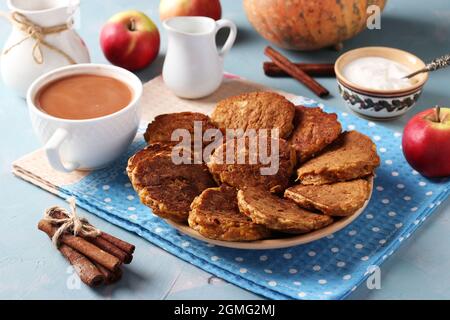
60,96,450,301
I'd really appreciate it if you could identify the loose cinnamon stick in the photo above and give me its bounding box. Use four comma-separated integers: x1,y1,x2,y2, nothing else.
50,209,133,264
99,232,135,255
264,46,330,98
38,220,121,272
59,244,105,287
263,62,335,77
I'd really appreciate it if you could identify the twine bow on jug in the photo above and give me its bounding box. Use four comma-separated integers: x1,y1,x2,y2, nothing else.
1,11,76,64
44,197,101,247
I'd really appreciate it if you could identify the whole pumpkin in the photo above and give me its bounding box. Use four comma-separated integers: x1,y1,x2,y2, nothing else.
243,0,387,51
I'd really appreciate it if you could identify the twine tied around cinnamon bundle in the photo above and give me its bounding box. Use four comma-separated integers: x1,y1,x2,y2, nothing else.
44,197,101,247
1,11,76,65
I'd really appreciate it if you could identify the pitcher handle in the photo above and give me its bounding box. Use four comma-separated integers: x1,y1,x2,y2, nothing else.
215,19,237,58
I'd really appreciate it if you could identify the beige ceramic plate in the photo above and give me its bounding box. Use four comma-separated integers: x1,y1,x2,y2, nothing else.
165,178,373,250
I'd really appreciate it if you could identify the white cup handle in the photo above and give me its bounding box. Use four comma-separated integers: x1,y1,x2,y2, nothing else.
45,128,79,173
215,19,237,58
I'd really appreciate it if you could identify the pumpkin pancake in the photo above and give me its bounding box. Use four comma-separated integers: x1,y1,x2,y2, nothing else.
127,142,176,178
288,106,341,163
297,131,380,185
144,112,218,145
237,188,333,234
188,185,271,241
211,92,295,138
207,135,296,193
285,178,371,216
127,143,216,223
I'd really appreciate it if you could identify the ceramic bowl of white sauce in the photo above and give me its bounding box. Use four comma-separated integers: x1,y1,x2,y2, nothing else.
335,47,428,120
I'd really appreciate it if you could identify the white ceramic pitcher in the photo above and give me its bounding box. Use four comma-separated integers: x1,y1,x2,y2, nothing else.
162,16,237,99
1,0,90,97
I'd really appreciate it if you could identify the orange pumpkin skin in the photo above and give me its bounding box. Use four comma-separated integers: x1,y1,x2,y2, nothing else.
243,0,387,51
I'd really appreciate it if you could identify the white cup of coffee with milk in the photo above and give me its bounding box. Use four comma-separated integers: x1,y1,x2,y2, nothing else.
27,64,142,172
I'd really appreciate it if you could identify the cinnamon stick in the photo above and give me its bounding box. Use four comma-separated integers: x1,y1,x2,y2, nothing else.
263,62,335,77
99,232,135,255
93,262,123,284
59,244,105,287
264,46,330,98
38,220,121,272
89,236,132,264
50,209,133,263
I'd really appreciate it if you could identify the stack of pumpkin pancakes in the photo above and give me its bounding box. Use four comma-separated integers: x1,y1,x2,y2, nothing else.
127,92,380,242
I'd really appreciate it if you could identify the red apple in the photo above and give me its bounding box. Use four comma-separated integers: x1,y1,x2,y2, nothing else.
159,0,222,21
100,11,160,71
402,106,450,178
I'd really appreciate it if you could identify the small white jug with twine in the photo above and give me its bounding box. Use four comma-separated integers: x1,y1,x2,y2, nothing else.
0,0,90,97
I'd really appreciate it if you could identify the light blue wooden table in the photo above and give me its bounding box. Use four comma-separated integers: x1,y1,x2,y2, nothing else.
1,0,449,300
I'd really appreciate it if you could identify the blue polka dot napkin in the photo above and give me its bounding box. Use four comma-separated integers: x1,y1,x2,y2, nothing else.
45,97,450,299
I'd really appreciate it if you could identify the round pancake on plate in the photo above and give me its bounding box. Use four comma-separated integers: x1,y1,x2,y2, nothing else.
288,106,342,163
211,92,295,139
144,112,218,145
207,136,296,193
237,188,334,234
188,185,271,241
297,131,380,185
128,142,217,222
285,178,371,216
127,142,176,178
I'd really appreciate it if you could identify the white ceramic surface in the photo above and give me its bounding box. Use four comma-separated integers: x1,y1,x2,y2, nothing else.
337,82,423,120
27,63,142,172
162,16,237,99
1,0,90,97
166,178,373,250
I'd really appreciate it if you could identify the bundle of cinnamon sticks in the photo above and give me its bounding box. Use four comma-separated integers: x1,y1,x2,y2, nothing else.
38,208,135,287
264,46,335,98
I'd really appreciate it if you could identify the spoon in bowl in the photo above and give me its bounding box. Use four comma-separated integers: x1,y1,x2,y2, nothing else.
403,54,450,79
